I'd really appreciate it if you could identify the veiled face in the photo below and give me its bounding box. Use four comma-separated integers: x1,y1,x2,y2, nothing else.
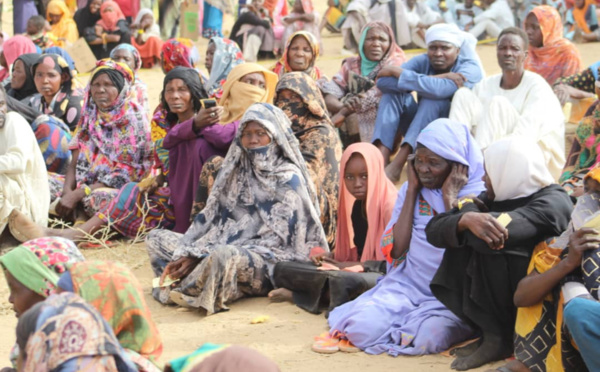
241,121,271,149
240,72,266,90
414,146,452,189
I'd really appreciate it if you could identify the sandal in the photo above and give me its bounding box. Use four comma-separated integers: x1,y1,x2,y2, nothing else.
311,332,340,354
338,339,360,353
77,240,118,249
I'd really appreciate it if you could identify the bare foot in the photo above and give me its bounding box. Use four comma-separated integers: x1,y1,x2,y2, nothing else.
451,333,512,371
268,288,294,303
451,338,482,357
385,162,403,184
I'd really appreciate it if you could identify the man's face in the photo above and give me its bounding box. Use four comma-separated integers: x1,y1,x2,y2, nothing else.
496,33,527,72
427,41,460,73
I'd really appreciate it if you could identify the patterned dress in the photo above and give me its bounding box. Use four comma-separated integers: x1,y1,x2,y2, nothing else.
146,104,328,314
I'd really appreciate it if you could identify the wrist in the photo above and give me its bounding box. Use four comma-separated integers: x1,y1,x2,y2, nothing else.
457,212,472,233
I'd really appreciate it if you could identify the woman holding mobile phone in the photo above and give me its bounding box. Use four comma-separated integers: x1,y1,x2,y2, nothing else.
43,67,235,243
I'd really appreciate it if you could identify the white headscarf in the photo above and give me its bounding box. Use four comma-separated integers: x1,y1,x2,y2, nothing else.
425,23,485,76
484,137,555,202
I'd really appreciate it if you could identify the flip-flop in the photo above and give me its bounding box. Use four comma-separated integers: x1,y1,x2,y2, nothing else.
311,332,340,354
338,339,360,353
77,240,118,249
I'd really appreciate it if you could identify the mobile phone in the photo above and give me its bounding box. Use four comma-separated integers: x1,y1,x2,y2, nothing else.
201,99,217,109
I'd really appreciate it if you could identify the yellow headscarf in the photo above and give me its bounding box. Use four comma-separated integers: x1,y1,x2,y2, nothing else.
47,0,79,47
218,63,278,125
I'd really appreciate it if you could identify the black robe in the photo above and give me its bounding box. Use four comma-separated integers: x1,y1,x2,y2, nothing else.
425,184,572,345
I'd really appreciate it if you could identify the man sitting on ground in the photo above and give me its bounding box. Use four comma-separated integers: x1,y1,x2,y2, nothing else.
449,27,565,179
372,23,483,183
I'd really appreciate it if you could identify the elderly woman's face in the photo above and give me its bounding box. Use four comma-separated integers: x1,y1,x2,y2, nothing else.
241,121,271,149
414,147,452,189
4,270,45,318
111,49,136,71
524,13,543,48
164,78,193,117
288,35,314,72
240,72,267,89
91,72,120,110
363,27,390,62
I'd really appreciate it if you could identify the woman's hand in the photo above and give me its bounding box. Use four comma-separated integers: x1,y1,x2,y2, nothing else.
194,106,223,131
343,93,364,113
144,173,165,195
377,66,403,79
565,228,600,270
310,251,334,266
160,256,201,284
406,154,422,192
458,212,509,250
553,84,571,106
442,163,468,209
55,189,85,219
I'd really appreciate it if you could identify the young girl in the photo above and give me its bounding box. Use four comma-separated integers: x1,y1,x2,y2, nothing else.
269,143,397,314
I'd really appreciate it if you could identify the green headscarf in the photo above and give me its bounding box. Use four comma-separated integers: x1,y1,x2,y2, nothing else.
0,237,84,297
359,27,379,77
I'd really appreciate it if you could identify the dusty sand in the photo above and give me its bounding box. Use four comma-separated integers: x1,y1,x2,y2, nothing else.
1,3,600,371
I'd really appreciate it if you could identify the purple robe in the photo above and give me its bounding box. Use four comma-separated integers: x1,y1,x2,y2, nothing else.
14,0,39,34
163,118,239,233
327,118,486,356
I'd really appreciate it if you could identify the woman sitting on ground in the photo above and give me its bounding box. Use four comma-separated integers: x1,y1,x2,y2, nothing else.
110,43,149,112
0,237,84,369
320,21,405,147
0,36,37,82
189,63,279,216
45,60,151,234
146,103,328,315
58,261,163,372
273,72,341,246
280,0,321,50
16,293,137,372
524,5,582,85
492,167,600,372
553,60,600,106
426,137,572,370
270,143,396,314
313,119,485,355
85,1,132,60
272,30,323,80
27,54,83,173
57,67,237,241
130,9,163,68
5,53,40,102
74,0,102,37
46,0,78,48
565,0,599,42
230,0,276,62
204,37,244,99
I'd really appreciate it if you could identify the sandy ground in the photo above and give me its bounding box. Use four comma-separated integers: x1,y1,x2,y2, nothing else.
1,3,600,371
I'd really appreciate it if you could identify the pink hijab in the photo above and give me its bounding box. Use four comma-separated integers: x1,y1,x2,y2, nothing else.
0,36,37,81
334,143,398,262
